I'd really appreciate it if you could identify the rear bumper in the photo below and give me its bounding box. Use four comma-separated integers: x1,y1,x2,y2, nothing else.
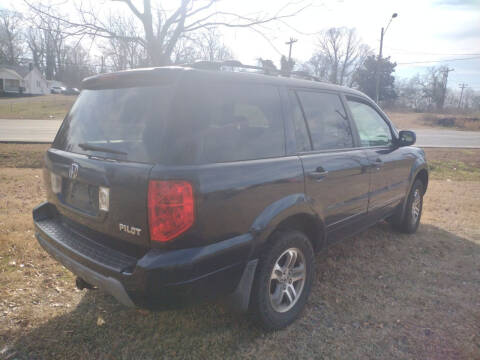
33,202,253,308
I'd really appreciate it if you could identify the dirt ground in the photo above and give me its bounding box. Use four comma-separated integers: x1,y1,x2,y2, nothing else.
0,146,479,359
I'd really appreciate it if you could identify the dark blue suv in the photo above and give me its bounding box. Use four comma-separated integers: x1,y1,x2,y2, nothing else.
33,62,428,330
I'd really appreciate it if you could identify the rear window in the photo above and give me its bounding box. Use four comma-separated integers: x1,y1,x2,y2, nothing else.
53,86,174,163
54,79,285,165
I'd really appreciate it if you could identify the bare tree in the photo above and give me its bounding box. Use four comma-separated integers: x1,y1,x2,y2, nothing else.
0,10,25,65
25,0,309,66
196,28,233,62
304,27,372,86
24,3,76,80
99,15,148,71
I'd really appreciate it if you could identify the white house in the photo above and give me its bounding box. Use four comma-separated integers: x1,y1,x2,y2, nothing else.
0,64,49,95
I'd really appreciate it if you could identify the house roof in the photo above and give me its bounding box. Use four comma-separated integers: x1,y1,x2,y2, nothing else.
0,64,32,78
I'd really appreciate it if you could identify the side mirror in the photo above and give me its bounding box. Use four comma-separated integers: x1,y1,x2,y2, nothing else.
398,130,416,147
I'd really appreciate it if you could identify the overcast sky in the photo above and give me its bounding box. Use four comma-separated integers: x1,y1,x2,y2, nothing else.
220,0,480,90
5,0,480,90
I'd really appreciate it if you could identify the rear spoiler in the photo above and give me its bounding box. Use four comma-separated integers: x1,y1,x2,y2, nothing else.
82,67,184,90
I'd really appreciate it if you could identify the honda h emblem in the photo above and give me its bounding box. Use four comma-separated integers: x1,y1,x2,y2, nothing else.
69,163,79,179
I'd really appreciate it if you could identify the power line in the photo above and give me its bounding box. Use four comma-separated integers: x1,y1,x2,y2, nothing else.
385,47,480,56
397,56,480,65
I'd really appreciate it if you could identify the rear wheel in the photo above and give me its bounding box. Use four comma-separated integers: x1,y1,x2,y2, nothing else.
250,230,315,331
392,179,424,233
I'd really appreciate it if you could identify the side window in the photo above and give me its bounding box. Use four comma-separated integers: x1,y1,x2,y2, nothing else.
296,91,353,151
167,82,285,164
290,91,311,152
347,99,393,147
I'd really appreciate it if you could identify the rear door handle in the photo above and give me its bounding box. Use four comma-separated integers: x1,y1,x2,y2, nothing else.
308,167,329,181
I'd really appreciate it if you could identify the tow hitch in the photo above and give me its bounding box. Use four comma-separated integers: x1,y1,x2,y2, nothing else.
75,277,96,290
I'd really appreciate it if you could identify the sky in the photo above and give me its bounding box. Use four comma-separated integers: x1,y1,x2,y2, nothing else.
4,0,480,90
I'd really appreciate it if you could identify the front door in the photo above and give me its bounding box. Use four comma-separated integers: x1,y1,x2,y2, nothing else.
290,90,371,243
345,97,412,215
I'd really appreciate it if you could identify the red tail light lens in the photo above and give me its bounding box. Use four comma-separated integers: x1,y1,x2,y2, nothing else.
148,180,194,242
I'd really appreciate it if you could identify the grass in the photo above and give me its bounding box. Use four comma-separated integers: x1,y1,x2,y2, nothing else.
0,143,50,168
0,95,76,120
0,145,479,359
387,111,480,131
425,148,480,181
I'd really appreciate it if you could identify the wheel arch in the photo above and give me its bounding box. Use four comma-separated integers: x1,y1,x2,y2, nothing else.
249,193,326,258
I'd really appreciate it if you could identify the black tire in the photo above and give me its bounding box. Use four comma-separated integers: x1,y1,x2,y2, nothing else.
250,230,315,331
392,179,424,234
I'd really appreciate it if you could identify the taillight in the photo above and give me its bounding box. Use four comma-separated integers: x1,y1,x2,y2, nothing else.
147,180,194,242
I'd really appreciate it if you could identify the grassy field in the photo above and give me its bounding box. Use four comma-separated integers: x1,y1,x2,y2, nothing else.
1,95,479,133
0,95,76,120
387,111,480,131
0,145,479,359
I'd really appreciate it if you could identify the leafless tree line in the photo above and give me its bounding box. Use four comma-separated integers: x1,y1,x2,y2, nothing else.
1,0,308,85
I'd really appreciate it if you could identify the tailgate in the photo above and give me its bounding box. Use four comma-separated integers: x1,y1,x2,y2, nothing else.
45,149,153,247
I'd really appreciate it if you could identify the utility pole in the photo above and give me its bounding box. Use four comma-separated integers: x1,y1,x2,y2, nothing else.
375,27,384,103
285,38,298,63
375,13,397,103
458,83,468,108
439,67,454,110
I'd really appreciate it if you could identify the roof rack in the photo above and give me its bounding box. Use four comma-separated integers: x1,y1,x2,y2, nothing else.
182,60,321,82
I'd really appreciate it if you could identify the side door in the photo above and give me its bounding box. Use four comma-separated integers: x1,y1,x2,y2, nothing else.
345,96,413,215
290,89,371,243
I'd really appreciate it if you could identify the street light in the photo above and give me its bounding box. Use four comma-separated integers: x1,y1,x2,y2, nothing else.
375,13,398,103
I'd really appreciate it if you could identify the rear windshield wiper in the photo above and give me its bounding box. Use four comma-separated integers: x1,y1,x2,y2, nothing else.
78,143,128,155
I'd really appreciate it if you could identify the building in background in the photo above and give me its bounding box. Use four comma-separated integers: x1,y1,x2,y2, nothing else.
0,64,49,95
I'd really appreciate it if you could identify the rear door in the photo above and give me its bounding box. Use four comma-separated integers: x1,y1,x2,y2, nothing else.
46,84,177,247
290,89,371,242
345,96,413,214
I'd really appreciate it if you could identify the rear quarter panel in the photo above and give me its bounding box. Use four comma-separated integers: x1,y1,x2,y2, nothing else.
149,156,307,253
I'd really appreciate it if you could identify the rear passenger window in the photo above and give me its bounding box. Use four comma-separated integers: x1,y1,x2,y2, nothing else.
164,82,285,164
296,91,353,151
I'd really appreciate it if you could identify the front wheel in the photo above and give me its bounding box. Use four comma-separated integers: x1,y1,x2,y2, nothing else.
392,179,424,233
250,230,315,331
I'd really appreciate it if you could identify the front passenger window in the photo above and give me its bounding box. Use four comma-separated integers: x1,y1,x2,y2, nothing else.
347,99,393,147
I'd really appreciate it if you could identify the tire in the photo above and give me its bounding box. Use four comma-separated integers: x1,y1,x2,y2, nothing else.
250,230,315,331
392,179,424,234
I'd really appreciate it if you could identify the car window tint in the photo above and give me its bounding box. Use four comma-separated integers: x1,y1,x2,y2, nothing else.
290,91,311,152
163,82,285,164
296,91,353,150
347,99,393,147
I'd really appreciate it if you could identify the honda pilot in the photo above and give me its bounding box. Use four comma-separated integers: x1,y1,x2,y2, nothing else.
33,62,428,330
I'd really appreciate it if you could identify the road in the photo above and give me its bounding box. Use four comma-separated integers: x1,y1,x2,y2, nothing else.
0,119,62,143
0,119,479,148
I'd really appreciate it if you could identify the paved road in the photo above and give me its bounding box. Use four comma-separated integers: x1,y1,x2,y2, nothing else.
0,119,479,148
414,129,480,148
0,119,62,142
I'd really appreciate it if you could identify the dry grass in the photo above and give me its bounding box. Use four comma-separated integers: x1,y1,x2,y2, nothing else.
425,148,480,181
0,143,50,168
0,146,479,359
0,95,76,120
387,111,480,131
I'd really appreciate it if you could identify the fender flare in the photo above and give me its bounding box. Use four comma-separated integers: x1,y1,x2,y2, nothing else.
400,160,429,220
249,193,324,258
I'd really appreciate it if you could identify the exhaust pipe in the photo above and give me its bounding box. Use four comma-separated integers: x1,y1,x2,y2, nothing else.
75,277,96,290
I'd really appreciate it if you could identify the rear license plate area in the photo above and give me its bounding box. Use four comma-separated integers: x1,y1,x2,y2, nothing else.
63,179,99,215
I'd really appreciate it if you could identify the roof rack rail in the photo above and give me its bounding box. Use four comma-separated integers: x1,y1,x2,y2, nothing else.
181,60,321,82
184,60,278,73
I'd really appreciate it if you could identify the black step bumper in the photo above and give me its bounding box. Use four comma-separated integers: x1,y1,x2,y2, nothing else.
33,202,253,308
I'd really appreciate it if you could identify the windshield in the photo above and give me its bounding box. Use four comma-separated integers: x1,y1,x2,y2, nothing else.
53,85,174,163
